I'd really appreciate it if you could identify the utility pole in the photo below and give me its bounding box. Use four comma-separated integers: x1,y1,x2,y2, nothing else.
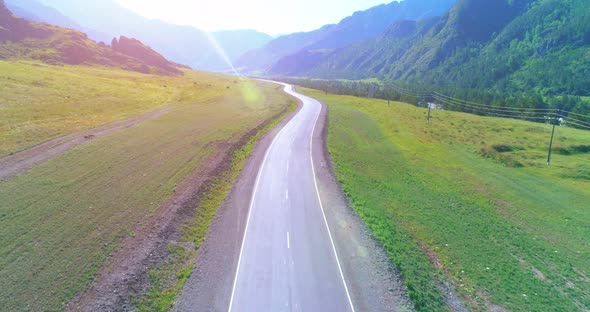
547,109,559,166
427,100,432,124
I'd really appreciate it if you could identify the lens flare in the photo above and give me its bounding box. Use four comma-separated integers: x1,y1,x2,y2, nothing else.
203,31,241,77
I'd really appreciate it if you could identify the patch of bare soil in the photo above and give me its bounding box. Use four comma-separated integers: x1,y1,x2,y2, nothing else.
419,243,469,312
0,107,171,181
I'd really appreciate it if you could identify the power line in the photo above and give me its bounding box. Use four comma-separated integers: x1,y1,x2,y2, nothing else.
433,92,554,112
561,111,590,120
556,114,590,127
431,94,550,115
431,95,550,120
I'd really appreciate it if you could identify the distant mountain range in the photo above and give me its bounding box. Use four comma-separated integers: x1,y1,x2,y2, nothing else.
0,0,184,75
5,0,586,98
5,0,272,71
236,0,456,74
270,0,590,97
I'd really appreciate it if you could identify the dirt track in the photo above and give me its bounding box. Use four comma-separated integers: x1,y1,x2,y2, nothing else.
0,107,170,181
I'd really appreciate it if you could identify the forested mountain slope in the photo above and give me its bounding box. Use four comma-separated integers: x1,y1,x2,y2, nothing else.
302,0,590,97
237,0,455,73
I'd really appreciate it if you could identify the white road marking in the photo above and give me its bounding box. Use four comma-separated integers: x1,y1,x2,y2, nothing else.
227,94,293,312
287,231,290,249
307,94,356,312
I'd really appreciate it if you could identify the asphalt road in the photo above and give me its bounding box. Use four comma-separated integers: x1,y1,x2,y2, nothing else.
228,84,355,312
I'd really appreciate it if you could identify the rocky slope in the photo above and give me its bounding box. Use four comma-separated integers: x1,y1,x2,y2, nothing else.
0,0,183,75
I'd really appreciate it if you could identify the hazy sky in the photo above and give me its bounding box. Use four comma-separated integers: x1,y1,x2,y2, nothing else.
115,0,394,35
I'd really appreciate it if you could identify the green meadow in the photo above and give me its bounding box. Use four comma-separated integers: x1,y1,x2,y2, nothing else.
0,61,293,311
301,88,590,311
0,60,215,157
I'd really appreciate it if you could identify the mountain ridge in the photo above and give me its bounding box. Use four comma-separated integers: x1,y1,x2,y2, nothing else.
21,0,271,71
237,0,456,74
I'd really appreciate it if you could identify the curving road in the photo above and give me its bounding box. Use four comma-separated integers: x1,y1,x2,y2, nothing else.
228,83,355,312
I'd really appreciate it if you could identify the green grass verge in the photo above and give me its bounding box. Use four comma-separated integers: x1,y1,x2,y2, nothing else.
134,88,297,312
300,88,590,311
0,61,292,311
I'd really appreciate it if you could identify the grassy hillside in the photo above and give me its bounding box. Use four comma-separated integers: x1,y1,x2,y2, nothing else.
0,61,293,311
301,88,590,311
0,61,186,157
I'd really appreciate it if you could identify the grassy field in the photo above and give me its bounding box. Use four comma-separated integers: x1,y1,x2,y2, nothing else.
300,88,590,311
0,60,212,157
0,61,293,311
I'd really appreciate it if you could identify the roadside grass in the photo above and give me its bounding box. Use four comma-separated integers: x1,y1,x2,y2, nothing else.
135,89,297,312
0,61,292,311
0,60,225,157
300,88,590,311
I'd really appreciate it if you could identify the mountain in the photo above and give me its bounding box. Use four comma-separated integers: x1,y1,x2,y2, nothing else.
212,30,272,62
5,0,78,29
236,24,336,74
5,0,110,42
297,0,590,96
236,0,456,74
0,0,183,75
27,0,269,71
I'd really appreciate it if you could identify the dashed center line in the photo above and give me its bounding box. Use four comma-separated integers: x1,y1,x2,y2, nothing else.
287,231,290,249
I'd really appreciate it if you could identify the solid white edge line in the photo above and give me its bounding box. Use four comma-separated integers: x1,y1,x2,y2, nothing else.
305,92,356,312
227,82,292,312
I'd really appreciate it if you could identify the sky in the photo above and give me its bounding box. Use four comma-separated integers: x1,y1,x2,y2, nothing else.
115,0,394,35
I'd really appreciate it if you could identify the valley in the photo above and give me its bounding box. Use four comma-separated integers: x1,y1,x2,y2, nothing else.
1,0,589,311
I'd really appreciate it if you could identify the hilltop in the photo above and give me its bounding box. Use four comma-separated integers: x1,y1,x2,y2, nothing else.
0,0,183,75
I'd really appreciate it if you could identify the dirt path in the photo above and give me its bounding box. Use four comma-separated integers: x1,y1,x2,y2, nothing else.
0,107,171,181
